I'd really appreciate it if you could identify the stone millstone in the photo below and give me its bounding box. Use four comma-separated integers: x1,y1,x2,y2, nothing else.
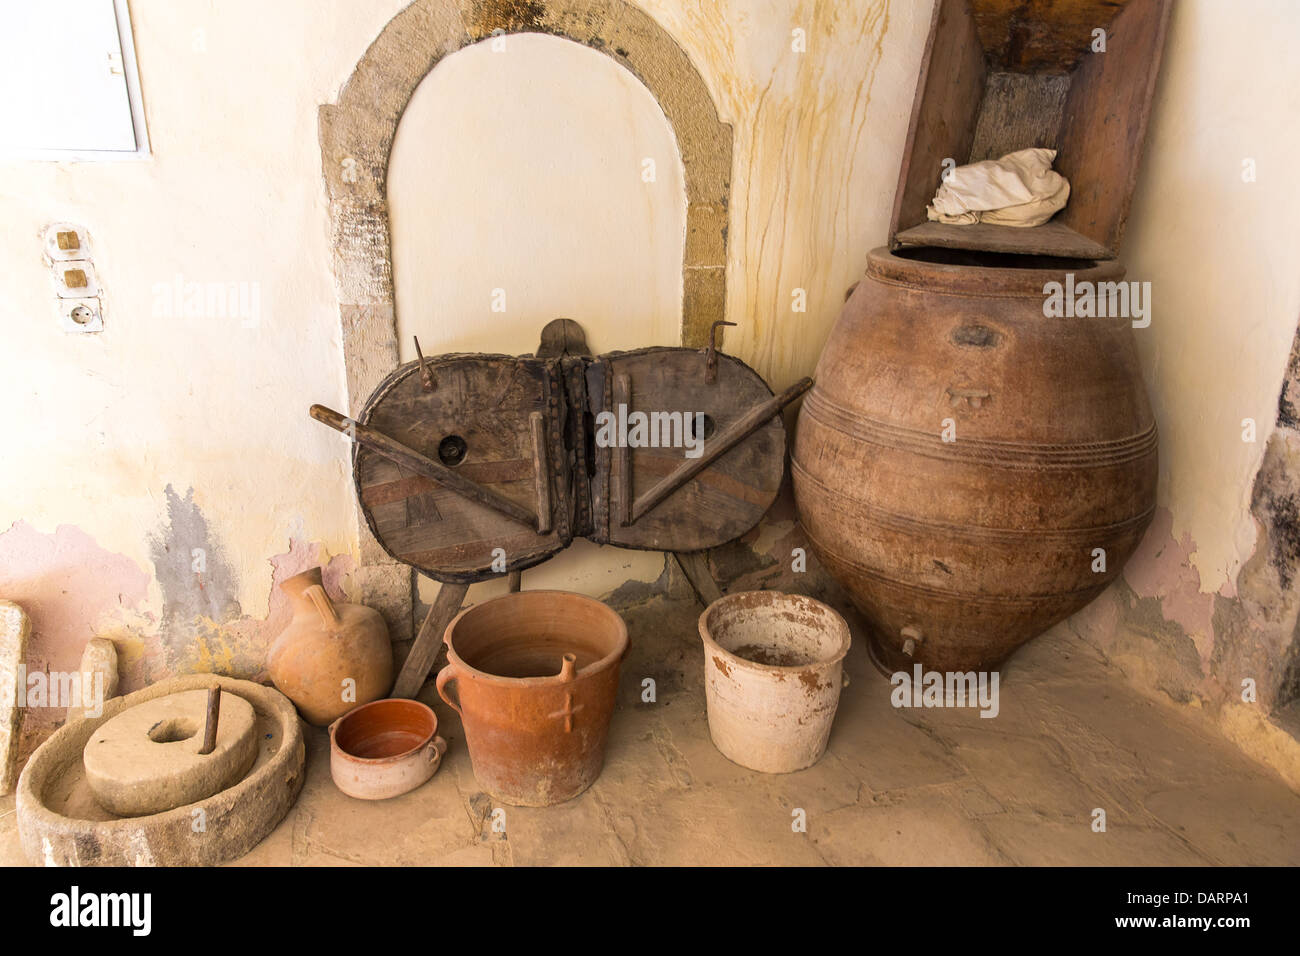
18,676,304,867
1,601,31,796
83,689,257,816
67,638,120,721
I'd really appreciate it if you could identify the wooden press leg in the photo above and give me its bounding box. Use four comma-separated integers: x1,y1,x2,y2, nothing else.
673,551,723,607
392,581,469,699
508,569,522,593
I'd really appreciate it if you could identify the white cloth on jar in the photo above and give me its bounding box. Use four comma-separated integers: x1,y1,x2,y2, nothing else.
926,147,1070,227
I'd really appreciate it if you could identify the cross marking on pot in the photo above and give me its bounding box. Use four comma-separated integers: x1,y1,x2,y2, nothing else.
549,692,583,733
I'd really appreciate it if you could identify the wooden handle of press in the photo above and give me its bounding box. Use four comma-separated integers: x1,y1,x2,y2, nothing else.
309,404,538,528
629,377,813,523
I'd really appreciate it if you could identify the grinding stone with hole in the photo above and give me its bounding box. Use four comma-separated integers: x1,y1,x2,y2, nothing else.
83,689,258,816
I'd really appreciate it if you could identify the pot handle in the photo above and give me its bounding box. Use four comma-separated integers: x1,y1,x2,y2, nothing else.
425,735,448,764
306,584,342,628
435,665,462,715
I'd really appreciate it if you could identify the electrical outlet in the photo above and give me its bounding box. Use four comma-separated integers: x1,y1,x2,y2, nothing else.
59,298,104,334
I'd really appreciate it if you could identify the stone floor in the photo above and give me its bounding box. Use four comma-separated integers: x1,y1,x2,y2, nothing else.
3,592,1300,866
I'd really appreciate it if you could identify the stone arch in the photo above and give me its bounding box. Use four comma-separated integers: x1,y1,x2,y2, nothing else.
318,0,732,637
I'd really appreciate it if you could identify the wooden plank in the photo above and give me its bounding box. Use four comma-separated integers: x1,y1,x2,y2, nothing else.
353,356,571,582
969,0,1135,74
893,220,1112,260
312,404,539,527
562,355,595,539
969,72,1070,163
586,359,610,542
614,373,632,527
630,450,771,506
599,349,790,552
344,341,795,580
359,462,534,507
631,378,813,523
391,581,468,699
674,551,723,607
1055,0,1172,256
530,411,552,535
889,0,987,241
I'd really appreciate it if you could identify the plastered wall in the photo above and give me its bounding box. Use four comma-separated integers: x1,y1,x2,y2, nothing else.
389,35,688,357
1124,0,1300,594
1065,0,1300,777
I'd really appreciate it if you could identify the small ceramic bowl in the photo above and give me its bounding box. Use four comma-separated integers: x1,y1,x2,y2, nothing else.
329,698,447,800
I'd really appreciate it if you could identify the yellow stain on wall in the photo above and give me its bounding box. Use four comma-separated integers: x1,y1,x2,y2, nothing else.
187,620,238,676
640,0,922,392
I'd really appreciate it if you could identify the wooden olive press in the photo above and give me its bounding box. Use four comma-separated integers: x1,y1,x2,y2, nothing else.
311,319,811,696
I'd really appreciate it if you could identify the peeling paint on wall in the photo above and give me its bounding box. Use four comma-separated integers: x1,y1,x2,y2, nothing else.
1069,418,1300,784
0,512,354,754
0,521,151,752
134,518,357,687
149,485,243,633
1120,508,1217,663
0,522,151,675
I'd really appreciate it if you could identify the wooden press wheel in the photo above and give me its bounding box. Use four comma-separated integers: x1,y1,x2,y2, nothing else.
591,347,788,552
353,353,571,584
312,320,812,697
349,345,794,583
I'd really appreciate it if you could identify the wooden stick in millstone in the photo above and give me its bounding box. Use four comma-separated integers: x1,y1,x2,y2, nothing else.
198,685,221,755
630,377,814,524
309,404,539,528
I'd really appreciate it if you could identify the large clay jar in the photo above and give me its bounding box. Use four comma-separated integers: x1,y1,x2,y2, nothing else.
793,247,1157,673
267,568,393,726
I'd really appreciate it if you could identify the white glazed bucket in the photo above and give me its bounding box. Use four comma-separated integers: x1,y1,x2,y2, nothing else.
699,590,851,773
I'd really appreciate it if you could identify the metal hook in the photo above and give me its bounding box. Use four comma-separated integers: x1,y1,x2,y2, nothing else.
414,336,435,392
705,320,737,384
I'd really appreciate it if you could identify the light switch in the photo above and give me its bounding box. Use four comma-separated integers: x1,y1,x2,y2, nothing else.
44,223,91,262
53,259,98,298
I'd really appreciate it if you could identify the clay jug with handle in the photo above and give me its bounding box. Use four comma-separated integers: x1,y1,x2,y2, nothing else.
267,568,393,726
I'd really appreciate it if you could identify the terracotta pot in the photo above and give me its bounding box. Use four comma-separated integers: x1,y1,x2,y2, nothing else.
267,568,393,726
793,246,1157,673
700,591,850,773
329,698,446,800
437,590,628,806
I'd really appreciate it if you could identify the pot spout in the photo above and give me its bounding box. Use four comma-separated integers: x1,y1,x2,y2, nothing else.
558,653,577,682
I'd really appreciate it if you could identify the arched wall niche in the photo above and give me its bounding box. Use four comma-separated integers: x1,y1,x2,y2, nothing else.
318,0,733,638
387,33,688,357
